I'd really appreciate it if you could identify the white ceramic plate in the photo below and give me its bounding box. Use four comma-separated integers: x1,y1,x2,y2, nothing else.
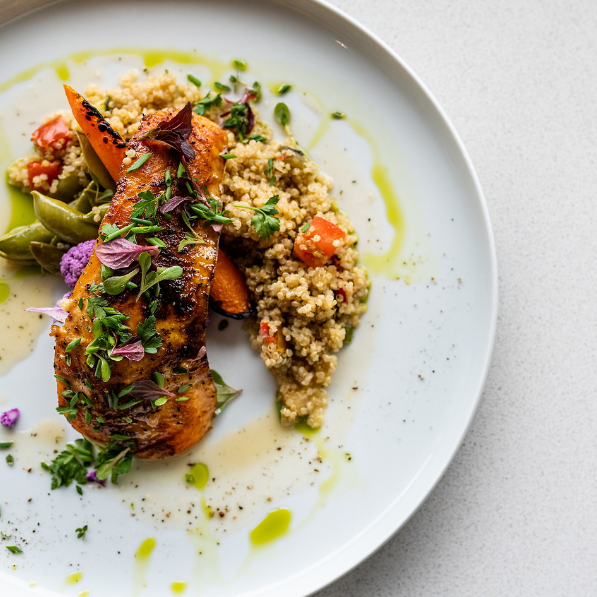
0,0,496,595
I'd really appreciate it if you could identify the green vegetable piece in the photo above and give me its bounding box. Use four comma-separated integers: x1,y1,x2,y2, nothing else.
32,191,99,245
29,241,65,275
65,337,82,353
214,81,231,92
6,454,14,466
344,326,354,344
275,84,292,95
50,169,88,202
153,397,168,406
331,111,346,120
76,131,116,192
0,220,53,262
126,152,152,174
0,442,13,449
152,371,165,388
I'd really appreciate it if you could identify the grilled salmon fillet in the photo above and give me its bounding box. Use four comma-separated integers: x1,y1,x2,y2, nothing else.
51,108,228,459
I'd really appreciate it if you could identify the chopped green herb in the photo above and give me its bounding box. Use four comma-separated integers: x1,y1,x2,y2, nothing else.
0,442,13,449
214,81,231,92
178,384,191,393
101,223,136,243
249,81,262,102
218,319,229,331
131,190,161,220
331,111,346,119
220,153,237,159
185,473,195,484
6,454,13,466
301,222,311,233
147,237,166,248
95,440,133,484
117,398,142,411
153,397,168,407
274,103,291,133
103,268,140,296
103,95,111,111
136,315,162,354
6,546,22,554
223,101,252,140
275,84,292,95
246,133,268,143
75,525,88,539
234,195,280,240
84,409,92,425
76,485,83,495
176,396,190,402
266,158,276,186
178,232,206,252
126,152,152,174
344,326,354,344
187,74,202,88
232,59,247,71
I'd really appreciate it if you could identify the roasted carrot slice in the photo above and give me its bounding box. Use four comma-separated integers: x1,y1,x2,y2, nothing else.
294,216,346,268
210,249,254,319
63,85,127,181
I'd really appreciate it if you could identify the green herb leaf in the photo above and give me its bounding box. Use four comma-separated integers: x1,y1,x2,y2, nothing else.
275,84,292,95
274,103,291,132
75,525,88,539
0,442,13,449
301,222,311,233
153,397,168,407
246,133,268,143
220,153,237,159
232,59,247,71
234,195,281,241
185,473,195,483
178,384,191,393
211,370,242,413
178,232,206,252
331,111,346,119
152,371,165,388
136,315,162,354
248,81,262,102
102,268,139,296
126,152,152,174
6,454,14,466
40,438,93,490
187,74,201,88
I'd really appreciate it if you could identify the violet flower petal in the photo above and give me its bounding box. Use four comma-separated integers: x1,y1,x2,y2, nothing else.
25,307,68,323
95,238,159,270
0,408,19,428
86,469,106,487
110,340,145,361
159,195,188,214
188,346,207,362
128,380,176,401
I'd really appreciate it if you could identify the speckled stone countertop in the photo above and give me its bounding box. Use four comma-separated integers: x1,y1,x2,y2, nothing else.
316,1,597,595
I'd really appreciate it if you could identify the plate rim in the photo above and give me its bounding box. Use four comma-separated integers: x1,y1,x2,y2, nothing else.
0,0,498,595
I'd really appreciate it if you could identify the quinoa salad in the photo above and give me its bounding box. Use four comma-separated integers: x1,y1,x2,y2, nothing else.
4,70,369,429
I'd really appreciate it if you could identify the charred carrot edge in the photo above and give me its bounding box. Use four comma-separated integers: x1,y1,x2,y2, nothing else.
210,249,254,319
63,85,127,181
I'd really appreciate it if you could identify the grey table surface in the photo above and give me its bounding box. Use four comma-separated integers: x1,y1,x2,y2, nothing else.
315,1,597,596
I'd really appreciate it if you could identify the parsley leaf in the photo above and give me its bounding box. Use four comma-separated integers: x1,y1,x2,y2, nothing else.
131,190,160,220
40,438,94,490
193,92,222,116
234,195,281,241
136,315,163,354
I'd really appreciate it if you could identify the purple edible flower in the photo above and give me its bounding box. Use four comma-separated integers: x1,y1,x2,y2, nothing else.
85,469,105,487
188,346,207,362
0,408,19,428
95,238,160,270
25,306,68,323
110,340,145,361
60,240,96,288
128,380,176,401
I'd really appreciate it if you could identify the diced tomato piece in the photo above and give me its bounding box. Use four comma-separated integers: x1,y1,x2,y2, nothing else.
27,160,61,190
294,216,346,268
31,116,71,149
260,322,277,343
336,288,347,303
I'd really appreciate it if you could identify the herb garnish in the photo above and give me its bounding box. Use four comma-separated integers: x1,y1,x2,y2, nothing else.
274,103,291,134
6,546,22,554
234,195,281,240
214,81,231,92
248,81,262,103
136,252,183,301
193,92,222,116
331,111,346,119
266,158,276,186
275,84,292,95
187,74,202,88
211,370,242,413
126,152,152,174
6,454,13,466
75,525,88,539
232,59,247,71
0,442,13,449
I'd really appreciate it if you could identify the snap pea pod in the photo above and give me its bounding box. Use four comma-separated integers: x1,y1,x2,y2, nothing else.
32,191,99,245
50,169,88,202
29,241,65,275
73,180,113,213
76,131,116,192
0,220,54,262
